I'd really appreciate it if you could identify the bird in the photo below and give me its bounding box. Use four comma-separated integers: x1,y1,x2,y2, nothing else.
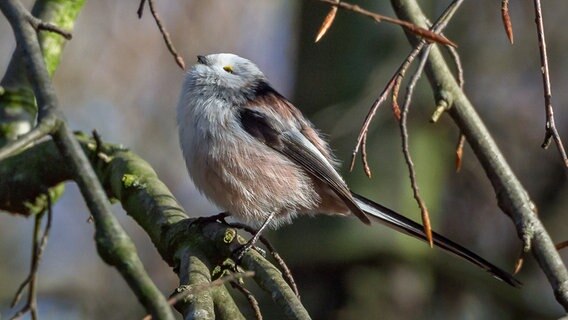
176,53,521,287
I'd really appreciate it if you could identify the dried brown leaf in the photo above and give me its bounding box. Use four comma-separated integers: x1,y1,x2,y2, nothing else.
455,134,465,172
315,6,338,43
501,0,514,44
421,206,433,248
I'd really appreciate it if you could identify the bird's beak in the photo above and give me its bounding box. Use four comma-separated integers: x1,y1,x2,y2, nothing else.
197,55,208,65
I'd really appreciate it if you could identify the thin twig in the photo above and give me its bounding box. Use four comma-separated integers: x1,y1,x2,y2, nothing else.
139,0,185,70
446,45,464,88
10,192,52,320
446,45,466,169
225,222,300,297
142,271,255,320
532,0,568,167
393,0,464,248
361,131,372,178
27,14,72,40
315,0,456,47
350,0,463,173
392,0,568,310
349,76,395,172
501,0,514,44
556,241,568,251
231,281,263,320
170,271,254,308
137,0,147,18
399,46,434,247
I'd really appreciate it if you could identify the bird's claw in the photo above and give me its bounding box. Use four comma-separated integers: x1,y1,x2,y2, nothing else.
233,242,266,262
188,212,229,228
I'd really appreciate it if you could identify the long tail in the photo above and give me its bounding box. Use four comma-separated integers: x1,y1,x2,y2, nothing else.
353,193,521,287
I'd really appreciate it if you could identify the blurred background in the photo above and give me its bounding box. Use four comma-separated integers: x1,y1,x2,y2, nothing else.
1,0,567,319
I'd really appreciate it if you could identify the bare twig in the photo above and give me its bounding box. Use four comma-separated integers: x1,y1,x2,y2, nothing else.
142,271,255,320
225,222,300,297
446,45,466,172
10,192,52,320
350,0,463,173
392,0,568,310
137,0,147,18
556,241,568,251
351,1,464,242
532,0,568,167
27,14,72,40
349,76,394,172
314,1,338,42
361,132,372,178
315,0,456,47
398,46,434,247
501,0,514,44
446,45,464,88
231,281,263,320
138,0,185,70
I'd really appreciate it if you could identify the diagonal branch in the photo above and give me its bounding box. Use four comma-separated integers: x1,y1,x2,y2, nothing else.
0,134,312,319
391,0,568,311
314,0,455,47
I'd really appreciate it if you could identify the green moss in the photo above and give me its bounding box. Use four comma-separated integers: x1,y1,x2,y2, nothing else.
121,174,146,190
36,0,86,76
223,228,237,244
22,183,65,216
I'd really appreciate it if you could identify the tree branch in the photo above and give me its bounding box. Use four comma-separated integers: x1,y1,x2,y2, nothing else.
174,250,215,319
0,0,174,318
211,285,246,320
390,0,568,311
0,134,312,319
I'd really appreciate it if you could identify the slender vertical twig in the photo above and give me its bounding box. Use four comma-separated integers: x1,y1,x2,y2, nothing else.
9,192,52,320
231,281,263,320
398,46,434,247
137,0,185,70
532,0,568,167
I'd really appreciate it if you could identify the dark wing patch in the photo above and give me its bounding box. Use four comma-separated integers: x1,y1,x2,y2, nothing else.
239,108,283,147
239,108,370,224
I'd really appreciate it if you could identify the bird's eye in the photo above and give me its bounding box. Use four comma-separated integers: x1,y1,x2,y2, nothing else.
223,65,234,74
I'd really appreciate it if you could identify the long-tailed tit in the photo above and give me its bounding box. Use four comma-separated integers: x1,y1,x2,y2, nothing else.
177,53,521,287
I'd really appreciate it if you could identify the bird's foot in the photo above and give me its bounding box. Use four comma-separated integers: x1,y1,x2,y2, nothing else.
188,212,229,228
233,238,266,262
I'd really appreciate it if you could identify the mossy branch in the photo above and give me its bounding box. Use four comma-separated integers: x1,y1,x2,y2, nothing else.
0,133,311,319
